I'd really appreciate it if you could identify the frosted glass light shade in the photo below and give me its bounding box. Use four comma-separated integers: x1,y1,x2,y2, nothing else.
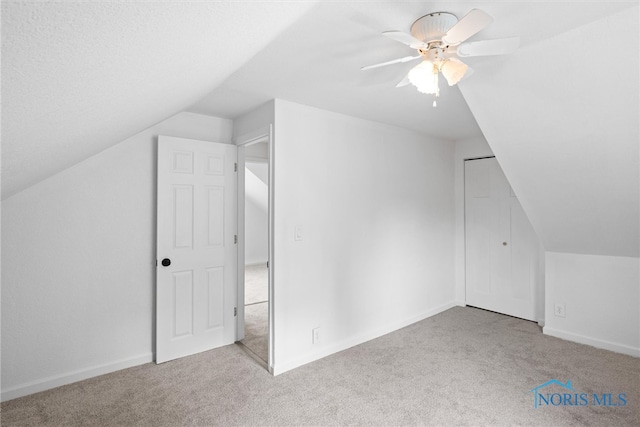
408,60,439,94
441,58,468,86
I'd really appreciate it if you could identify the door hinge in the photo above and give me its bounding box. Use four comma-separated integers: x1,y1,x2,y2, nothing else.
234,235,238,244
234,162,238,172
234,307,237,317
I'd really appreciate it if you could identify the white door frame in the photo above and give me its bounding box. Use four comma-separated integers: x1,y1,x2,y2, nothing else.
235,125,275,372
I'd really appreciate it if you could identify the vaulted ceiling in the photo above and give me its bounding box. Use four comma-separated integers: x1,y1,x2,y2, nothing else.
2,1,638,257
3,1,632,199
1,0,317,199
188,1,632,140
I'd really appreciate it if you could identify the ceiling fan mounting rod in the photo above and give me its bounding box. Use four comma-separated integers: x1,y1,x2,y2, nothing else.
419,41,447,52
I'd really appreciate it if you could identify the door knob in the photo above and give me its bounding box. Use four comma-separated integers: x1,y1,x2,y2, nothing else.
161,258,171,267
502,242,508,246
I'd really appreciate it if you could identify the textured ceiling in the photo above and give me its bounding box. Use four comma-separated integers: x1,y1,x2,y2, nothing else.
1,0,317,199
2,1,634,199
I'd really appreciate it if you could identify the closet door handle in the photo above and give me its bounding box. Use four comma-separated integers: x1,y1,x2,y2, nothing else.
161,258,171,267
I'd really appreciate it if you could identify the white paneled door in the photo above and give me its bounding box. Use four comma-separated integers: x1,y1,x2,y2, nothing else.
465,157,540,321
156,136,237,363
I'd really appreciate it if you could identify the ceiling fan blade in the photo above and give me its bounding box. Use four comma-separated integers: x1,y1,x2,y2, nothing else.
396,74,410,87
456,37,520,57
361,55,421,71
442,9,493,45
382,31,426,49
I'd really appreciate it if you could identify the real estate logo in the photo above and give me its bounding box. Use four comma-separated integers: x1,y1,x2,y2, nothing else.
528,379,627,409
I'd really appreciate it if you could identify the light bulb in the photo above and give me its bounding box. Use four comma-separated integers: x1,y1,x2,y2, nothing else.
408,60,439,94
441,58,468,86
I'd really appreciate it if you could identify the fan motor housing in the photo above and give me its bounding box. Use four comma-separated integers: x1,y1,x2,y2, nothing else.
410,12,457,44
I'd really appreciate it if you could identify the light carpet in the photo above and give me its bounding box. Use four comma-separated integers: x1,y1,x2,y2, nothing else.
2,306,638,426
244,263,268,306
241,302,269,363
241,263,269,363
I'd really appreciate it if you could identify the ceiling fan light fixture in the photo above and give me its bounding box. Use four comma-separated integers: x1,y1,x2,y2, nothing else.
408,60,439,94
363,8,518,107
441,58,468,86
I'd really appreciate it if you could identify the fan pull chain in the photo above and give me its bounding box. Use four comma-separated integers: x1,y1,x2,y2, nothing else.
433,73,439,107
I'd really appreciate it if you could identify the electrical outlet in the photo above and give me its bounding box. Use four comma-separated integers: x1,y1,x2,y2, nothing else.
554,303,566,318
312,327,320,344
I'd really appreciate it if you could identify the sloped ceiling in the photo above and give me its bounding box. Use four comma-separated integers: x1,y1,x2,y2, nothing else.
188,1,632,140
459,6,639,257
3,0,637,260
1,0,317,199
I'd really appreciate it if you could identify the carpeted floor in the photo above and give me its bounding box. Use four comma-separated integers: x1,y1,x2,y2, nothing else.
244,264,268,305
2,306,638,426
241,264,269,363
241,302,268,363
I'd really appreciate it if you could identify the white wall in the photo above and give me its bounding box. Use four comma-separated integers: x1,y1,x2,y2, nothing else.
544,253,639,357
271,99,456,374
233,100,274,144
1,112,232,401
244,162,269,265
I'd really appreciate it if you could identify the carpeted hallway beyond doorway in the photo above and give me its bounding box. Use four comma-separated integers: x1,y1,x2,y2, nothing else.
2,307,638,426
241,263,268,363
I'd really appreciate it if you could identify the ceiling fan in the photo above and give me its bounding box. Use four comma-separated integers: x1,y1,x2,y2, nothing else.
362,9,519,106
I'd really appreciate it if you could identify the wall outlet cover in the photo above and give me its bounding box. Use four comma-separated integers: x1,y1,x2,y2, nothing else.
554,302,566,318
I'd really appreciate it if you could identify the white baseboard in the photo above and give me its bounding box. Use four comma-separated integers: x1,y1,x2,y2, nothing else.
272,301,457,376
1,352,154,402
543,327,639,358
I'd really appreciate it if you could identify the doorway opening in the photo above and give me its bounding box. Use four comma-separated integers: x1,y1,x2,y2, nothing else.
236,129,273,370
241,157,269,362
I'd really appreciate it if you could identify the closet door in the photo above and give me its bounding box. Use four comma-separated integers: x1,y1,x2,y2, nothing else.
465,157,540,321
